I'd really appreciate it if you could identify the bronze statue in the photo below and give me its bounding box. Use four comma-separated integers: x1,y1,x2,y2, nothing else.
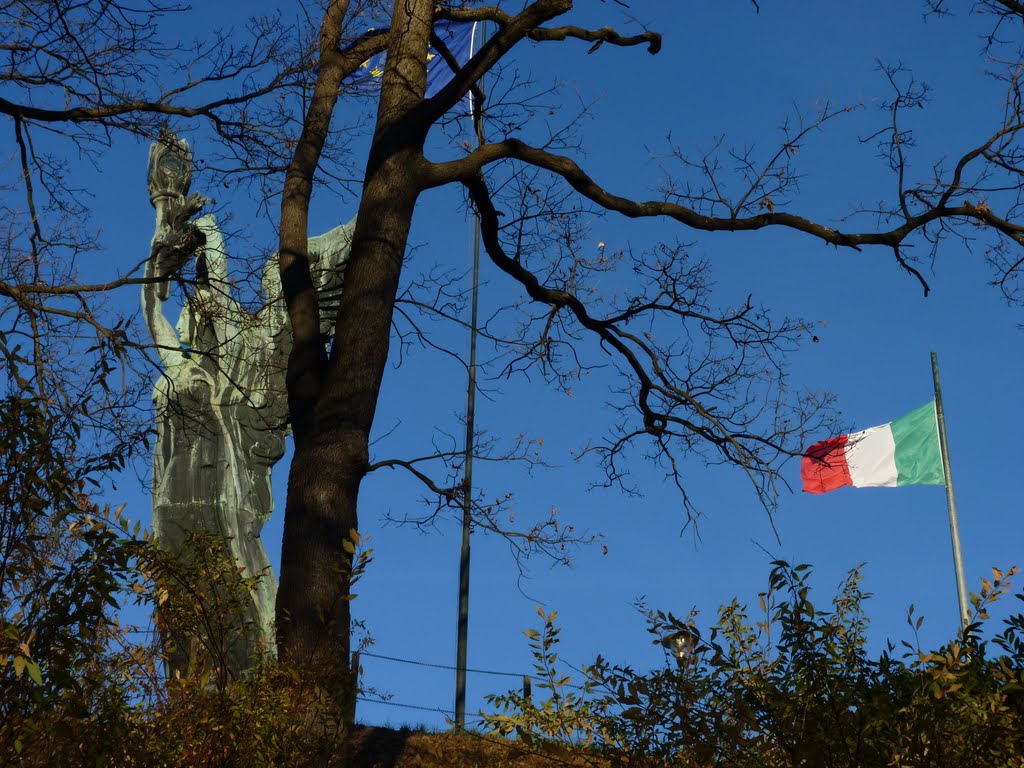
143,127,353,672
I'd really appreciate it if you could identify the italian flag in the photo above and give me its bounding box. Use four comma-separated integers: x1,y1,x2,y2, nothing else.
801,401,946,494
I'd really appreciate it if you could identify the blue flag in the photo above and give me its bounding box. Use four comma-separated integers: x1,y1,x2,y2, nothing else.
349,20,482,113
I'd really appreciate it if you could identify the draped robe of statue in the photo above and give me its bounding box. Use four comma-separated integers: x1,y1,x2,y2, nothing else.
143,135,353,671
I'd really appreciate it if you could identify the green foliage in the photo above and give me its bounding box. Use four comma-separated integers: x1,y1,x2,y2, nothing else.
0,388,356,766
484,562,1024,768
117,529,367,767
148,529,273,687
0,389,146,765
485,606,611,760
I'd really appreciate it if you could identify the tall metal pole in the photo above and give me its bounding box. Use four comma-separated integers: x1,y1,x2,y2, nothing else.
455,21,486,729
931,351,970,627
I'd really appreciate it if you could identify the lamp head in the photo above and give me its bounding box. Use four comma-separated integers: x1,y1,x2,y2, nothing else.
660,626,701,664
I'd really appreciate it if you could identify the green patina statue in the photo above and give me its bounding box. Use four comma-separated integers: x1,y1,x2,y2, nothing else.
143,127,353,672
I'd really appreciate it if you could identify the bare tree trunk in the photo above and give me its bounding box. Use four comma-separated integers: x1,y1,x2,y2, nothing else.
277,150,422,670
276,0,433,685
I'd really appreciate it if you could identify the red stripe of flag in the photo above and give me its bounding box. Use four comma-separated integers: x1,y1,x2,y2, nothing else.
801,434,852,494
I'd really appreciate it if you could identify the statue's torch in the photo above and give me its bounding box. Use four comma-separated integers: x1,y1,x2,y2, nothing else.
147,127,204,300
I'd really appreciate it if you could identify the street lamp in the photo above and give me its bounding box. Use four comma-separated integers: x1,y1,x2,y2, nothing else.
660,626,700,666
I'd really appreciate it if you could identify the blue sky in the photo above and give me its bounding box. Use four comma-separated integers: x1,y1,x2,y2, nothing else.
79,1,1024,728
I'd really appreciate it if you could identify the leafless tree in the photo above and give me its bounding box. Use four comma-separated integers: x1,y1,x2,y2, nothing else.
0,0,309,466
268,0,1024,712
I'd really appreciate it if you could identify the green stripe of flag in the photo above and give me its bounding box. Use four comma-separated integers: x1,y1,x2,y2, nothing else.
892,400,945,486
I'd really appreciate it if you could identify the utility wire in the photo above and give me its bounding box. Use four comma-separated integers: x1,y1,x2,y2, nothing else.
357,696,459,717
362,650,524,678
361,650,589,691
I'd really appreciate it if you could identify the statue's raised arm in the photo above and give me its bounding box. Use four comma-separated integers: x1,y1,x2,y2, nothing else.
143,127,207,370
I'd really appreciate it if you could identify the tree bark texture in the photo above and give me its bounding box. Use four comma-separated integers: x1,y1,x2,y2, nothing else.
276,0,432,678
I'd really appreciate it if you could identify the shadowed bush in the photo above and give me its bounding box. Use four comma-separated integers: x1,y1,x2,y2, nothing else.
485,562,1024,768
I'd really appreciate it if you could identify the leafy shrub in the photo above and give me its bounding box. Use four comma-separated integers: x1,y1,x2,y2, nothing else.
0,391,353,767
0,390,145,764
485,562,1024,768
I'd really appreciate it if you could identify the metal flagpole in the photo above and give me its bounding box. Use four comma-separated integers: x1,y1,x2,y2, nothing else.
931,351,970,627
455,20,485,729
